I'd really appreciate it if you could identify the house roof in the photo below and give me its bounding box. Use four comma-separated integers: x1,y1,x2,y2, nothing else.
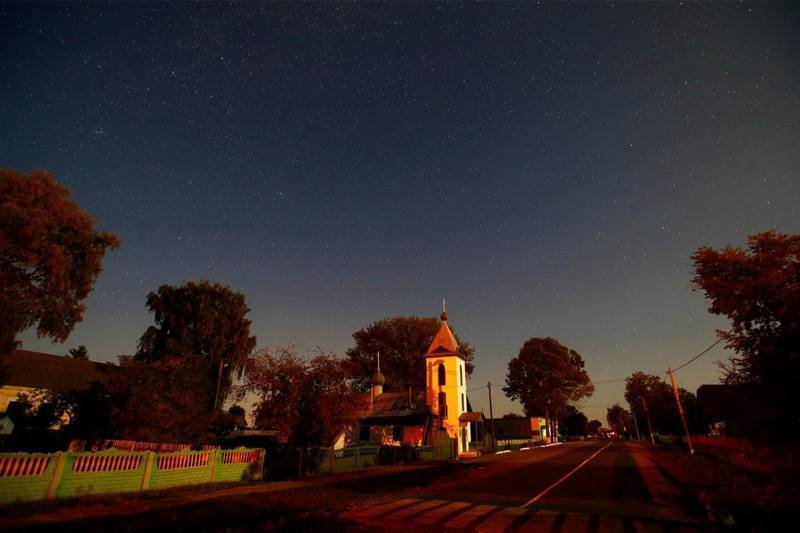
355,390,430,424
459,412,485,423
424,315,460,357
0,349,114,391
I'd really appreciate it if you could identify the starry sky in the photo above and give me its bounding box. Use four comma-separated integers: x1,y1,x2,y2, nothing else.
3,2,799,423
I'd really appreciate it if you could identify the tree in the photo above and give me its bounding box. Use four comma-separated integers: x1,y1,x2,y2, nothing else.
237,347,359,446
606,404,628,437
624,371,696,437
68,345,89,360
135,281,256,410
558,405,589,437
692,230,800,441
0,169,120,354
588,419,602,436
503,337,594,442
21,382,112,443
624,371,666,441
107,356,214,443
345,316,475,393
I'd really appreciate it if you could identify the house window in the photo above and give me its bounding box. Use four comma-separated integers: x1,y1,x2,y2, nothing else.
460,365,464,386
462,394,465,412
393,425,404,442
438,363,446,386
438,391,448,418
359,425,370,443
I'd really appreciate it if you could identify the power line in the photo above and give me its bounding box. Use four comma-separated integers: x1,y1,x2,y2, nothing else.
671,334,727,372
592,378,627,385
582,332,729,387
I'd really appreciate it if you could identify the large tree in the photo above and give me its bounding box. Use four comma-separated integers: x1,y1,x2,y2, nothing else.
135,281,256,410
503,337,594,442
345,316,475,393
624,371,697,438
624,372,664,441
558,405,589,437
692,230,800,441
108,356,214,443
237,347,359,446
0,169,120,354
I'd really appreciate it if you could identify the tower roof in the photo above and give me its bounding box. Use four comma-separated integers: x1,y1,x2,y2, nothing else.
425,315,460,357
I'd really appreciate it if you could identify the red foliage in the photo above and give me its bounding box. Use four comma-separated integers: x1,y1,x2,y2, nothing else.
0,169,119,353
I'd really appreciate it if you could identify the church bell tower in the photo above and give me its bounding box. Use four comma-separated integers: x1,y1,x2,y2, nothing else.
424,301,470,453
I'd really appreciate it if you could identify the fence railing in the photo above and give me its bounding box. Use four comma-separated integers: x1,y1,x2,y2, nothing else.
0,447,265,505
98,439,219,453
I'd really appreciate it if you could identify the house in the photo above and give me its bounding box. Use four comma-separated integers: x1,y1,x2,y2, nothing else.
490,415,549,443
696,384,768,438
0,349,114,415
341,309,482,455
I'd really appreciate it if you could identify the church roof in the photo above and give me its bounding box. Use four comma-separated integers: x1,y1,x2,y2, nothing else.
354,391,430,425
424,313,460,357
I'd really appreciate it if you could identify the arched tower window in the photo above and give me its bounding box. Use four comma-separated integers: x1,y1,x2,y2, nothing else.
438,363,446,386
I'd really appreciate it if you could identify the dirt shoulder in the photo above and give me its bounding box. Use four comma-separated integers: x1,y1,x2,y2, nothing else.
635,440,800,531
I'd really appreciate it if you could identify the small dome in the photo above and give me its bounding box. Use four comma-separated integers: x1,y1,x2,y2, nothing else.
372,370,385,386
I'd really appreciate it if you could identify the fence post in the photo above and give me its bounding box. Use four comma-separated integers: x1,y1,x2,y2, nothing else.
45,452,67,499
256,449,266,481
209,449,219,483
140,452,155,491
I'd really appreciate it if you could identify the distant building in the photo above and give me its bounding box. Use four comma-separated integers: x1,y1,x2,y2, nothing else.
490,415,549,443
696,384,768,438
340,309,482,455
0,349,114,414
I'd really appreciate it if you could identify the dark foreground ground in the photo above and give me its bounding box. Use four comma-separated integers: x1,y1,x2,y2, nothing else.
1,440,795,532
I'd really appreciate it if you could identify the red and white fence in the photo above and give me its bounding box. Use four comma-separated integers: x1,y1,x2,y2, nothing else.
72,453,143,473
0,455,51,477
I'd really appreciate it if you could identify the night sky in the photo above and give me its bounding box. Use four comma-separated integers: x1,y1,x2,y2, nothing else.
3,2,799,422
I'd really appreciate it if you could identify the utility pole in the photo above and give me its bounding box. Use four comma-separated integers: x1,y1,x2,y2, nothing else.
213,359,226,411
631,409,641,441
487,382,496,451
668,368,695,455
641,398,656,445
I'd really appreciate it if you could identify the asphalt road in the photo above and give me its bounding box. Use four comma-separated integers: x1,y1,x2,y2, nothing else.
341,441,709,532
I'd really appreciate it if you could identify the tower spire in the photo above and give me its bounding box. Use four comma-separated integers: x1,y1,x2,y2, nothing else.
371,350,385,396
441,297,447,321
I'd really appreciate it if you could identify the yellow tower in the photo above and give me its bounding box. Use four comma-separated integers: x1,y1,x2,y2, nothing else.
424,304,470,453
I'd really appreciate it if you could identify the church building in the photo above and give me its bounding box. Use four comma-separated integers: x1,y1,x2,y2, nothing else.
344,307,480,455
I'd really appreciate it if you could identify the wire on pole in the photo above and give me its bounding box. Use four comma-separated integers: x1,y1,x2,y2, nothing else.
671,334,727,373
